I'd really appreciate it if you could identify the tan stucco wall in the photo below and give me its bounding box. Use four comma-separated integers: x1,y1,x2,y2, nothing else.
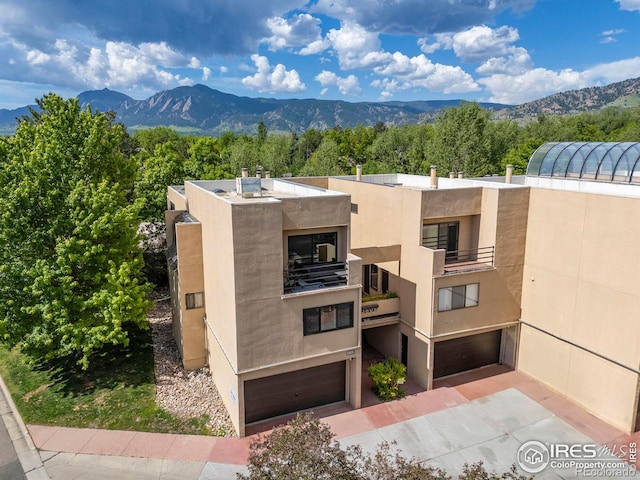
327,178,405,249
184,183,239,370
174,222,206,369
519,187,640,433
205,320,242,435
432,269,520,337
167,187,187,210
519,325,639,433
364,324,400,359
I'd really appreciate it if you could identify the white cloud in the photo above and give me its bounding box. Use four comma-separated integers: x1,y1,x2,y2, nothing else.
299,38,331,55
220,65,228,73
418,33,453,54
241,54,306,93
264,14,329,54
452,25,520,62
476,47,531,75
599,28,625,44
616,0,640,12
202,67,211,81
479,56,640,104
326,21,390,69
314,70,362,96
371,51,480,95
6,38,195,92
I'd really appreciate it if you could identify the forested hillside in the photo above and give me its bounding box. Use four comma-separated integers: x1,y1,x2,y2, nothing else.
129,103,640,222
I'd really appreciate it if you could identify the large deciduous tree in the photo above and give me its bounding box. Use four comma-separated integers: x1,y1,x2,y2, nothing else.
0,94,152,368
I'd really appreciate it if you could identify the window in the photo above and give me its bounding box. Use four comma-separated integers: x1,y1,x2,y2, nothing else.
288,232,337,266
422,222,459,259
370,264,378,291
185,292,204,309
438,283,478,312
303,302,353,335
350,203,358,214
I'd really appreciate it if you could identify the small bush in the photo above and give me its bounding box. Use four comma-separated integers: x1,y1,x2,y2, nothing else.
368,357,406,401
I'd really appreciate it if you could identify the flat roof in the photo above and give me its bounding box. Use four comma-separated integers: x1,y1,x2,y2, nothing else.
182,178,349,204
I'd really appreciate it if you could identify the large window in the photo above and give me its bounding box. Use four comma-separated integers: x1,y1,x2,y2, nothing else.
303,302,354,335
288,232,338,266
422,222,459,259
438,283,478,312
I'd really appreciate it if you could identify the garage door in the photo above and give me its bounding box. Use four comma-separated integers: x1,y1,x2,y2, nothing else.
433,330,501,379
244,362,346,424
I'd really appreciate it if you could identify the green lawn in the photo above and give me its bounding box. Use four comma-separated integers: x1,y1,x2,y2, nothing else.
0,324,212,435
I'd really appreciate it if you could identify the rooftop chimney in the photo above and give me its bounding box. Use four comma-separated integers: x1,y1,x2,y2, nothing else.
457,171,464,179
505,164,514,184
241,168,248,178
430,165,438,189
356,164,362,181
449,172,455,179
265,171,271,179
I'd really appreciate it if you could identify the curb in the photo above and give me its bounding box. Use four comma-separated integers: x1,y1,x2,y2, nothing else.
0,374,50,480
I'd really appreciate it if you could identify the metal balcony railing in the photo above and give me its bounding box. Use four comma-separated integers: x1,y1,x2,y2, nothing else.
283,262,348,294
443,246,494,273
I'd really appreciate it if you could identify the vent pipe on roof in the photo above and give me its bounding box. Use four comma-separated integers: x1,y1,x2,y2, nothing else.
241,168,248,178
449,172,455,179
265,171,271,179
458,172,464,179
256,167,262,179
430,165,438,189
356,164,362,181
505,164,514,184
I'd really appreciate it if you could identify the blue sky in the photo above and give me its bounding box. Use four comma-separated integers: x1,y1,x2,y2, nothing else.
0,0,639,109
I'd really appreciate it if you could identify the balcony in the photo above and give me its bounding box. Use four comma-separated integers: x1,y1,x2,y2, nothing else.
361,295,400,329
284,262,348,294
443,246,494,274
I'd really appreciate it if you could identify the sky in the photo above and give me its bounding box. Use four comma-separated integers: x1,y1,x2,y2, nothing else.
0,0,639,109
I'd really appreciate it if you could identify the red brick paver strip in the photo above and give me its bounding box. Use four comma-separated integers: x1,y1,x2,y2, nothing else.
121,431,178,458
165,434,218,461
39,426,98,452
79,429,136,456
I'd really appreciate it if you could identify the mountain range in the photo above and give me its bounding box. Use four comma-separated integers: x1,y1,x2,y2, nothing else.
1,76,639,136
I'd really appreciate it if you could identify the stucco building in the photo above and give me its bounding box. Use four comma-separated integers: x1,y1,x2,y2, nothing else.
166,142,640,437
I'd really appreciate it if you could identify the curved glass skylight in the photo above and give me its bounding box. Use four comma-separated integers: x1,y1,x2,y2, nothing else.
527,142,640,184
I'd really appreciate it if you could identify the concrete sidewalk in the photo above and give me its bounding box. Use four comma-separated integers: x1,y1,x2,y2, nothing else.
5,366,640,479
0,376,48,480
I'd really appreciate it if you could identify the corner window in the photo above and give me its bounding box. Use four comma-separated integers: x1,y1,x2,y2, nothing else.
303,302,353,335
185,292,204,309
438,283,478,312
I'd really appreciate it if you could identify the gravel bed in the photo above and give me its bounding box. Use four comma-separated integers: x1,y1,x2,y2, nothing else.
148,294,236,437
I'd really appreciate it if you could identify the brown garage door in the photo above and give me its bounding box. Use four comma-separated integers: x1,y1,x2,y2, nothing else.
433,330,501,379
244,362,346,424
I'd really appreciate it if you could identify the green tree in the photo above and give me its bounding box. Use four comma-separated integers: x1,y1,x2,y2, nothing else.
257,121,268,144
426,102,493,177
0,94,152,368
186,136,234,180
501,137,543,175
299,137,344,176
134,141,186,222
